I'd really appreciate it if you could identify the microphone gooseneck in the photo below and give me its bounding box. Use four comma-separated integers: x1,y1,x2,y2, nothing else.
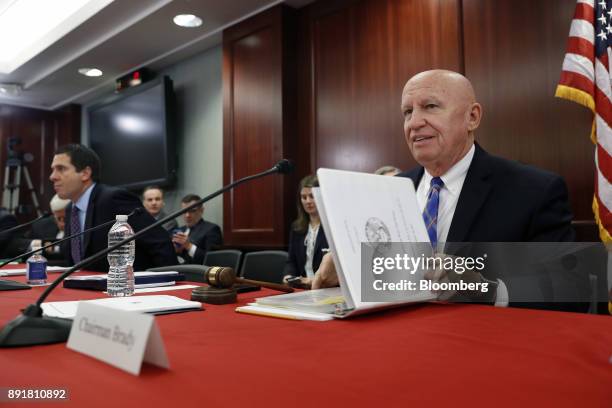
0,212,52,235
0,208,144,269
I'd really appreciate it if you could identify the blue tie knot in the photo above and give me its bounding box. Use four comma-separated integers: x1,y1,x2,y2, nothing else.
430,177,443,190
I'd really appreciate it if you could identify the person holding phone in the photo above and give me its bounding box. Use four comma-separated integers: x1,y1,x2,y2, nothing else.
283,175,328,288
172,194,222,264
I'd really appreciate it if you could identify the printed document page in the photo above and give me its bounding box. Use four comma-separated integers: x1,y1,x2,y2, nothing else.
316,168,434,313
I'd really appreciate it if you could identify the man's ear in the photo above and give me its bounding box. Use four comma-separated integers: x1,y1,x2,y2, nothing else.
467,102,482,132
80,166,93,182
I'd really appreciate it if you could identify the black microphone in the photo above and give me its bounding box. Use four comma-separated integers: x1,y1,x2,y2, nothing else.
0,212,52,235
274,159,294,174
0,160,293,347
0,208,145,270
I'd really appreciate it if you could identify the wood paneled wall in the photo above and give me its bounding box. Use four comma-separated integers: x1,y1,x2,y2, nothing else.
224,0,596,246
298,0,463,174
0,104,80,221
462,0,594,223
222,6,297,247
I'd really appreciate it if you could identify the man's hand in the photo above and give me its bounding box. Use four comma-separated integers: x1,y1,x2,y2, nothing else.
312,253,339,289
172,232,191,253
423,253,496,303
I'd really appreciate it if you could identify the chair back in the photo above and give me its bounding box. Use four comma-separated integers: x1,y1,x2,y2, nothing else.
204,249,243,272
239,250,288,284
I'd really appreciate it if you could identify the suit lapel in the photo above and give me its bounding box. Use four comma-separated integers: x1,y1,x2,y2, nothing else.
313,226,325,252
447,145,493,242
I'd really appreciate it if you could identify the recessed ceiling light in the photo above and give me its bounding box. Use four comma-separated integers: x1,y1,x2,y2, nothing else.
173,14,202,28
0,83,23,96
78,68,103,77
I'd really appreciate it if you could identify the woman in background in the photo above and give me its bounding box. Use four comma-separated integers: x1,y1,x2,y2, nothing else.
283,174,328,288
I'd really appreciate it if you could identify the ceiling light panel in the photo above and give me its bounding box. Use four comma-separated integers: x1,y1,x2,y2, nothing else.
0,0,115,74
173,14,202,28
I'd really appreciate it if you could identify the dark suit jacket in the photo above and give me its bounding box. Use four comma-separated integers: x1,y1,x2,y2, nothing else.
0,209,19,258
25,217,59,240
154,210,178,232
399,144,575,243
178,219,223,264
24,217,67,264
398,144,592,311
62,184,178,272
283,227,328,277
0,209,32,258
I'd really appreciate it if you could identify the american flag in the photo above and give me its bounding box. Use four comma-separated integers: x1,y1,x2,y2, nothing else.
556,0,612,313
557,0,612,241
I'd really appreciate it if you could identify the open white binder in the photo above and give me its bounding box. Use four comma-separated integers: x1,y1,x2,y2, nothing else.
314,168,436,317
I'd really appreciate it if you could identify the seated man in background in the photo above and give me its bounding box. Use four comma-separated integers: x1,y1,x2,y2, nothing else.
142,185,178,232
173,194,222,264
51,144,178,271
29,195,70,241
374,165,401,176
27,194,71,264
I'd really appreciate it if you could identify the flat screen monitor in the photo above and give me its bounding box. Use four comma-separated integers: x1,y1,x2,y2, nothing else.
88,76,176,190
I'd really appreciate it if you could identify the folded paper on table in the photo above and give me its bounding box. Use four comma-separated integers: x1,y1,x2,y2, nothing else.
42,295,202,319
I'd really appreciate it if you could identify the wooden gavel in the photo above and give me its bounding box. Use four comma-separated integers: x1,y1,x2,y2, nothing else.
147,264,295,293
203,266,294,293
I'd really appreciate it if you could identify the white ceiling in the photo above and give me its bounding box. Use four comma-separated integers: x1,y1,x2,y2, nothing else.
0,0,313,110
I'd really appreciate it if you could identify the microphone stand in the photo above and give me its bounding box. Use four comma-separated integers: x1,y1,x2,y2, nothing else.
0,212,51,234
0,160,293,347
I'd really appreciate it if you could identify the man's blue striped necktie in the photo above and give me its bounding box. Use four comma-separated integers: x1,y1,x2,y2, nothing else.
422,177,444,248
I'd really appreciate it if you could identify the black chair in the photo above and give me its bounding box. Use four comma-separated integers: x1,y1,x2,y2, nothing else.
239,251,288,284
203,249,243,272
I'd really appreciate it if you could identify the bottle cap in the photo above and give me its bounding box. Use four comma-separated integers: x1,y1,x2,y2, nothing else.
116,214,128,221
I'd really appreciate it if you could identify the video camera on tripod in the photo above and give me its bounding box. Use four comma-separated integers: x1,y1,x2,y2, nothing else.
2,137,41,216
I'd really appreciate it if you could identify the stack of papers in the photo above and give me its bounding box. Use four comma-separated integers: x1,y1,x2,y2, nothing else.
236,288,345,321
42,295,202,320
63,271,184,291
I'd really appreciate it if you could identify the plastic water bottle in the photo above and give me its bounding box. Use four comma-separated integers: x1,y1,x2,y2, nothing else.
26,246,47,285
107,215,135,297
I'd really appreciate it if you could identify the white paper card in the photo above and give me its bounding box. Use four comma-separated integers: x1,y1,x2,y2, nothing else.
67,302,170,376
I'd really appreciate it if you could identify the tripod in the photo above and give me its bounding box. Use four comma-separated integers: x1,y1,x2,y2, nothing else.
2,139,42,216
